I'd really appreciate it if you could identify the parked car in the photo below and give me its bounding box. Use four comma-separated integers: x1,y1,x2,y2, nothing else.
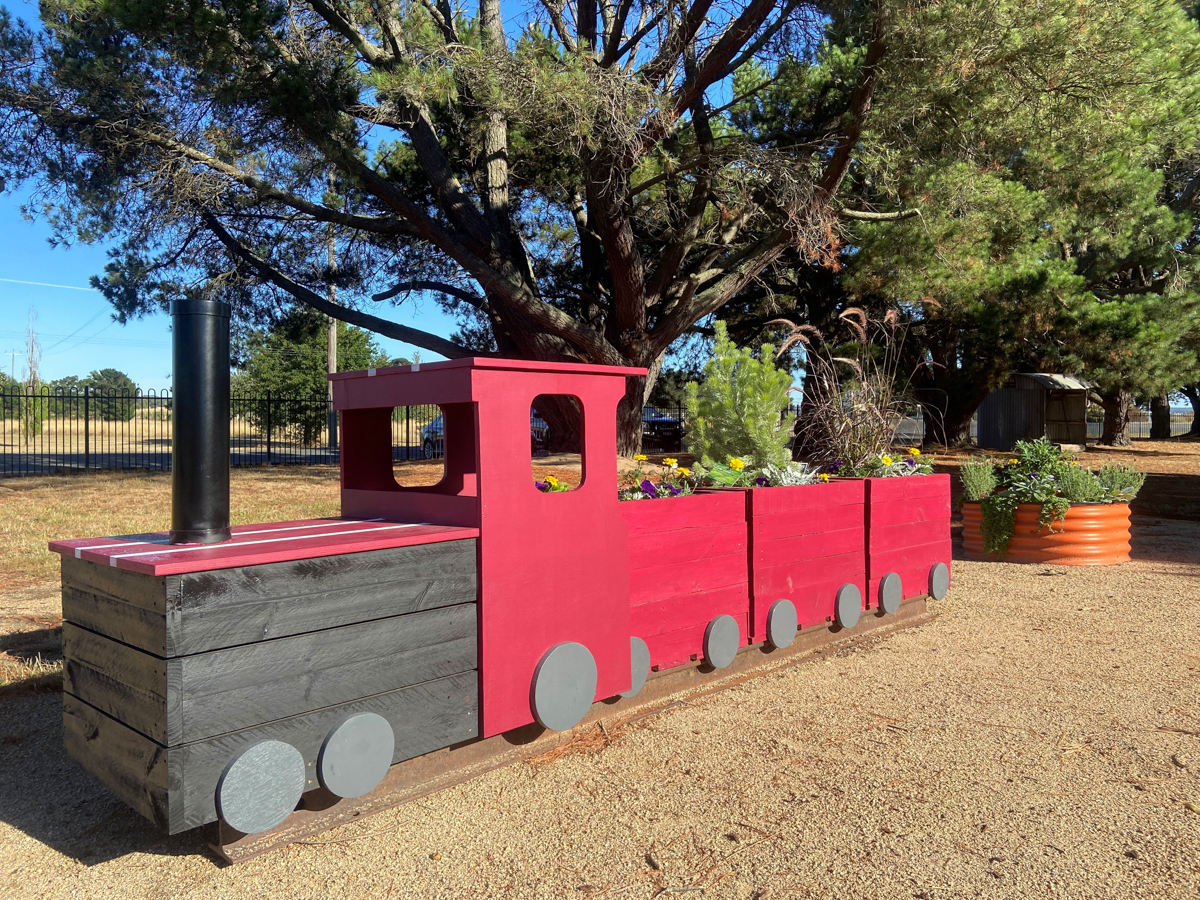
422,410,550,459
641,406,683,452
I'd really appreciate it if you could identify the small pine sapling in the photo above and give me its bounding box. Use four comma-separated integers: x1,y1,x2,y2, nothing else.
684,322,795,468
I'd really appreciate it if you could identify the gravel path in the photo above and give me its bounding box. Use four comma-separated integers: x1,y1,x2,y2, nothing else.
2,518,1199,899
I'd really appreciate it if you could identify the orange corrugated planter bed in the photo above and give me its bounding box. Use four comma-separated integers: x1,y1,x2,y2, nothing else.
962,501,1131,566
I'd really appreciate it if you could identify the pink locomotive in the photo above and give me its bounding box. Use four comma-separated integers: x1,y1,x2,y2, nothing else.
52,356,950,839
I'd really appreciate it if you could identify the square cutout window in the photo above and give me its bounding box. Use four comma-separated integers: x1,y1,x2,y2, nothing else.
531,394,583,492
392,404,446,487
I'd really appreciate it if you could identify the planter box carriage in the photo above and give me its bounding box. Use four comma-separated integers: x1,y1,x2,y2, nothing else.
51,357,953,845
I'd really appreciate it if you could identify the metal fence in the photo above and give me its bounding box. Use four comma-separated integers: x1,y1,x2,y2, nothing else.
1,388,449,476
1,389,691,476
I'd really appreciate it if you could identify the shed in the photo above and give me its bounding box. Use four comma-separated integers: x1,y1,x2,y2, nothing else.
976,373,1091,451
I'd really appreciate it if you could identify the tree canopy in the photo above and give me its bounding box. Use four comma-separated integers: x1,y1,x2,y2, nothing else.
2,0,1199,448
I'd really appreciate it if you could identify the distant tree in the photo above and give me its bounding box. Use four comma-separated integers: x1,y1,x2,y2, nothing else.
0,371,20,418
233,306,399,440
82,368,139,420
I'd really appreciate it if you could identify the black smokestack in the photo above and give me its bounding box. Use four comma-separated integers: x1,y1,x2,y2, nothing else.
170,299,232,544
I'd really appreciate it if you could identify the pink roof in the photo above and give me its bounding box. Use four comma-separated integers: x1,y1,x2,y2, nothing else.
328,356,647,382
49,518,478,576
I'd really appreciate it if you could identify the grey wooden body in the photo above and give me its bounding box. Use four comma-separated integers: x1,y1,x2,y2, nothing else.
60,539,480,834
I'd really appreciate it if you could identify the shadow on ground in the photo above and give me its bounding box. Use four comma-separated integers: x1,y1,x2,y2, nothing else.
0,693,213,865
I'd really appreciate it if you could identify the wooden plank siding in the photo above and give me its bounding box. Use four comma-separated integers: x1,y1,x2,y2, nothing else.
65,669,479,833
61,539,477,657
622,493,750,671
745,482,868,637
60,536,481,833
865,476,952,606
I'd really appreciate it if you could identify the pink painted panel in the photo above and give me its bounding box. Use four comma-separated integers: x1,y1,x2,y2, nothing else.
628,521,747,571
864,475,951,609
645,609,750,671
630,584,748,639
629,552,747,606
755,527,865,569
49,519,479,576
621,491,747,534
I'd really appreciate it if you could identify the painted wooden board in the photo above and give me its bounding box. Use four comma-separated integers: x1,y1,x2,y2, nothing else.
621,491,747,533
627,521,746,570
742,479,865,516
629,584,748,639
866,497,953,526
64,603,477,745
864,475,951,503
644,612,749,671
864,476,951,610
628,552,748,606
61,541,478,658
750,502,865,542
50,519,479,576
64,667,479,833
754,527,865,568
868,517,951,550
741,483,867,644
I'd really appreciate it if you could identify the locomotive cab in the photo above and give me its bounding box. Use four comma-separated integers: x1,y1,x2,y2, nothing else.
331,358,646,737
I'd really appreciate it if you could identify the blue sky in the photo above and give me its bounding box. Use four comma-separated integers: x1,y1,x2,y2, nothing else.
0,0,460,391
0,184,460,392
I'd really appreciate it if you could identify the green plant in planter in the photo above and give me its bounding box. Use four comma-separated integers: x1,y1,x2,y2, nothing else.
968,438,1145,558
960,458,997,501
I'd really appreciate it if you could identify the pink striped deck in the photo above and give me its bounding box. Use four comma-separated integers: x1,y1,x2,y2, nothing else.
49,518,479,576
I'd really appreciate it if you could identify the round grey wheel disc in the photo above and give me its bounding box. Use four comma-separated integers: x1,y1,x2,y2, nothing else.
929,562,950,600
766,599,798,649
620,637,651,698
318,712,395,799
531,641,598,731
835,584,862,629
216,740,306,835
703,614,740,669
879,572,903,615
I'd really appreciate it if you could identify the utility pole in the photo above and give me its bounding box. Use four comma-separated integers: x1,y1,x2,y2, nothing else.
5,349,18,382
326,169,338,453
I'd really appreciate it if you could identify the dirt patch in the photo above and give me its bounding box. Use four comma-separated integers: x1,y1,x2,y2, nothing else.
0,518,1197,898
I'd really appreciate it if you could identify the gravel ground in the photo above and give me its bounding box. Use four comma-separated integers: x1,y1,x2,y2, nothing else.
2,518,1199,899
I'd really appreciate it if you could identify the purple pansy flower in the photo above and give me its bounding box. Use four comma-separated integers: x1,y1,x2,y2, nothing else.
827,459,843,474
755,476,770,487
640,479,657,498
905,457,916,467
535,481,549,491
665,484,682,497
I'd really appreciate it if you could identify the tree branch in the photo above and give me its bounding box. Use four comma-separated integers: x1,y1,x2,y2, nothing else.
373,280,487,308
201,210,480,359
838,207,920,221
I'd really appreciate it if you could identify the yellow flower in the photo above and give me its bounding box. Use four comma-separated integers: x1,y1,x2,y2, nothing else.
909,447,921,457
1009,458,1018,464
545,475,559,487
663,458,678,468
634,454,647,462
677,467,691,477
728,458,745,471
881,455,893,466
819,473,831,483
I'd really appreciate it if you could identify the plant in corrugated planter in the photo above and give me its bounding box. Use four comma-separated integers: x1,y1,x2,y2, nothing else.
961,438,1145,562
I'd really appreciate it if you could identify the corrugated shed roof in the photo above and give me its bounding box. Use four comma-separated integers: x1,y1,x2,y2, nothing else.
1014,373,1092,391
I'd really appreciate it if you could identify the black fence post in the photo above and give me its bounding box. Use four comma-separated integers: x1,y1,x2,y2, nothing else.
83,386,90,471
266,390,272,465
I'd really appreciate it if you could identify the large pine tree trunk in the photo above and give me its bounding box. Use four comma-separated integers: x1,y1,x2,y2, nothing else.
1149,394,1173,440
1098,388,1134,446
1182,383,1200,437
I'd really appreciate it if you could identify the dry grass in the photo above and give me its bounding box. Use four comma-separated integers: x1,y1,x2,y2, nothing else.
0,466,343,591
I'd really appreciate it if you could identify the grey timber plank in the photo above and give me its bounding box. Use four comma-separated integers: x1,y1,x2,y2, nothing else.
62,584,169,657
173,539,477,655
61,555,172,614
171,670,479,833
62,623,172,744
63,693,171,830
174,603,477,743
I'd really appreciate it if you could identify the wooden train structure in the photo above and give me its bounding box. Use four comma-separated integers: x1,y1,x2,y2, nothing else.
51,351,951,843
